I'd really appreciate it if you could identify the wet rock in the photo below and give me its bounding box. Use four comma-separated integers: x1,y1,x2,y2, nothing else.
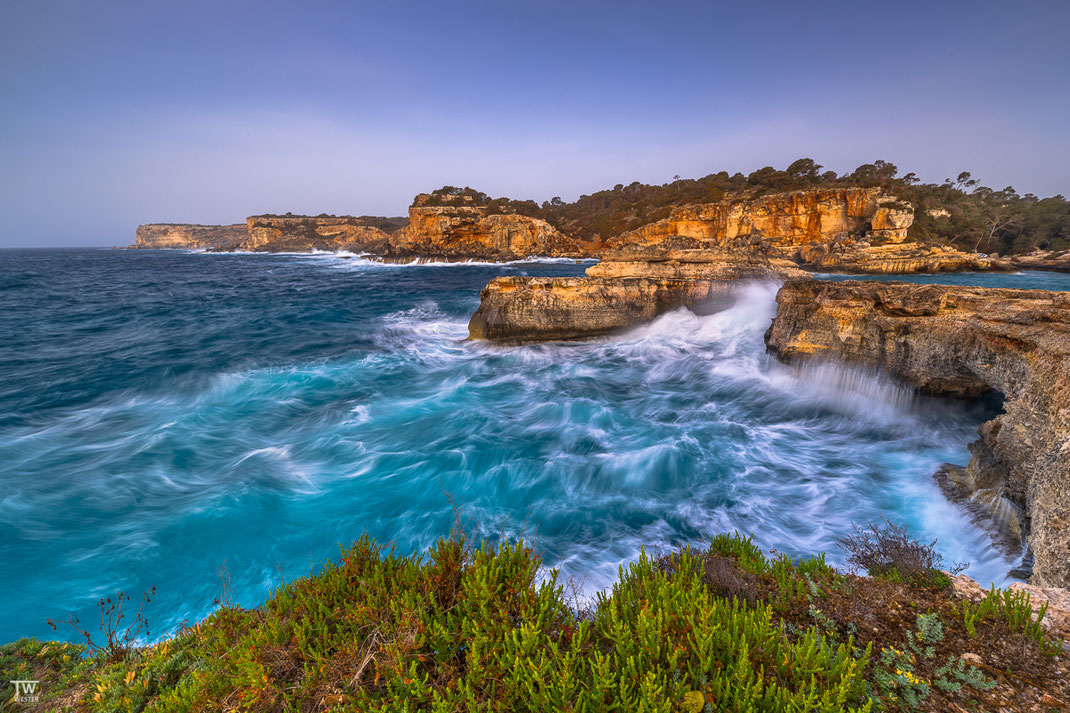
468,276,753,343
766,280,1070,586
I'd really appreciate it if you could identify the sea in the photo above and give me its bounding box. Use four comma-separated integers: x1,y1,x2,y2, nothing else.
2,248,1068,644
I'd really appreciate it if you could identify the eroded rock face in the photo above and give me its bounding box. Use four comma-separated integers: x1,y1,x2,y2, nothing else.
802,243,1010,274
244,216,393,253
467,277,735,342
602,188,1005,274
604,188,889,251
766,280,1070,586
390,198,584,262
135,224,247,250
1011,250,1070,274
468,260,804,343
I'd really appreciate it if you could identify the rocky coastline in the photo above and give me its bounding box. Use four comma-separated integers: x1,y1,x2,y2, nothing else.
1011,250,1070,274
133,188,1069,590
766,280,1070,587
466,188,1006,344
133,192,583,262
461,190,1070,589
134,223,247,250
132,187,1007,272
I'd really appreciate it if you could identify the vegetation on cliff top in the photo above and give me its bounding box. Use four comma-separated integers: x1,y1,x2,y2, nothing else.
419,160,1070,256
3,529,1066,712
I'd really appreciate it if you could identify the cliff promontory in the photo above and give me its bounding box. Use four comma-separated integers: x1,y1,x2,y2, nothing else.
244,215,402,253
134,223,247,250
765,279,1070,587
387,193,585,262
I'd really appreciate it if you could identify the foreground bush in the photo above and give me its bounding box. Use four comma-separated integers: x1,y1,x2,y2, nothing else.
3,532,1066,712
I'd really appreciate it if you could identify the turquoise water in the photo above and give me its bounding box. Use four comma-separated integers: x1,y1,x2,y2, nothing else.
2,250,1068,645
818,270,1070,290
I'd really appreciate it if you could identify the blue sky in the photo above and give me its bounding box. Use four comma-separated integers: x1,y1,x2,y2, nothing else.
1,0,1067,247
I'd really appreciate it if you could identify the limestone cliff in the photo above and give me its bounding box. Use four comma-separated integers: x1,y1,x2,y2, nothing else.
603,188,898,252
244,215,398,253
602,188,1006,274
388,195,584,262
765,280,1070,587
134,224,247,250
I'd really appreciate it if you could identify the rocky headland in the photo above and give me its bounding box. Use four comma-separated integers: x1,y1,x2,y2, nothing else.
133,193,581,262
765,279,1070,587
243,215,402,253
134,223,247,250
133,187,1010,275
467,188,1008,343
386,193,584,262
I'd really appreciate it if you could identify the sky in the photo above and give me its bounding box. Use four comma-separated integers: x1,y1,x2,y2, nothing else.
0,0,1067,247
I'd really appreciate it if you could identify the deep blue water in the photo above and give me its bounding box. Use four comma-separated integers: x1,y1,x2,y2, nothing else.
2,250,1069,645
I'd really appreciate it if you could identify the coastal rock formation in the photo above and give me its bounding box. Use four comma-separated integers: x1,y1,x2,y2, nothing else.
244,215,399,253
1011,250,1070,274
765,280,1070,586
389,195,584,262
801,242,1010,274
602,188,1005,274
468,260,805,342
134,224,247,250
603,188,895,252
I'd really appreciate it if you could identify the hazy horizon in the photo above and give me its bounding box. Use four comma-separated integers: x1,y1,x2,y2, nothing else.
1,0,1067,247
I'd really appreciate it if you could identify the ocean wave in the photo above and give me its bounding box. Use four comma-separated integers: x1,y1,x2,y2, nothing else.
0,254,1026,645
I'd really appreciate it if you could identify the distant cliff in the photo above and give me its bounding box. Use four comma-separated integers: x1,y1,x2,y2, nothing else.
244,215,404,253
598,188,1005,275
134,224,247,250
135,186,1007,271
386,194,585,262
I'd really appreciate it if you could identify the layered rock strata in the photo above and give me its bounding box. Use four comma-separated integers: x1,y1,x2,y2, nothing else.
602,188,1006,274
765,279,1070,586
134,224,247,250
468,259,804,343
244,216,396,253
388,195,584,262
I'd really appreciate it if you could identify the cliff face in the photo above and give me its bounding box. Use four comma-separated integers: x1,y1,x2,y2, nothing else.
604,188,895,251
244,216,394,253
602,188,1006,275
765,280,1070,587
388,197,584,261
135,224,247,250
